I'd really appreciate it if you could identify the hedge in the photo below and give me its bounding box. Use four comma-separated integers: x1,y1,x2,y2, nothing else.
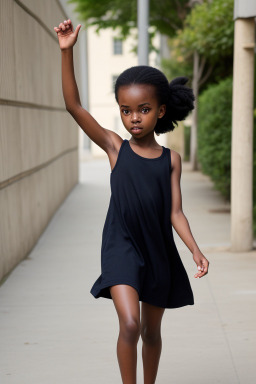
198,77,233,200
197,77,256,237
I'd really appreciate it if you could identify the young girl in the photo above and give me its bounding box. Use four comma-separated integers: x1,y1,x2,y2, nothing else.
54,19,209,384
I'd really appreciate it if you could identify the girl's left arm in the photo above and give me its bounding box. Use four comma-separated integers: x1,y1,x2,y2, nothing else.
170,151,209,279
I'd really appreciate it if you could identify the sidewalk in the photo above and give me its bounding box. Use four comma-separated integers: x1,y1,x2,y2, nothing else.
0,158,255,384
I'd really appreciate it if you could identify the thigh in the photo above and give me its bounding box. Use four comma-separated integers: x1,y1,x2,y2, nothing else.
141,301,165,332
110,284,140,324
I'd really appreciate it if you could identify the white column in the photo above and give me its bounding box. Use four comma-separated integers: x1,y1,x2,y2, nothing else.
231,17,255,251
138,0,149,65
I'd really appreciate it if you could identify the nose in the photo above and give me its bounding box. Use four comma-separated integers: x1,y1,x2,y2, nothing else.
131,112,141,123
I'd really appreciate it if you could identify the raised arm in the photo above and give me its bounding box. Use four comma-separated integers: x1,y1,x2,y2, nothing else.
170,150,209,278
54,19,118,153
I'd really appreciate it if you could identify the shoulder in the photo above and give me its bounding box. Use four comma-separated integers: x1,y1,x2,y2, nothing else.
169,149,182,173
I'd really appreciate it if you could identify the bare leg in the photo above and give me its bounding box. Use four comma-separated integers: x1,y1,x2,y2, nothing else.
110,284,141,384
141,302,165,384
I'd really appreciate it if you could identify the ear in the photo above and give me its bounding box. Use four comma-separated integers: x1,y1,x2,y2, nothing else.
158,104,166,119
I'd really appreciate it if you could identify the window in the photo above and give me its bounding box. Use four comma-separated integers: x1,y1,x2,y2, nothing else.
112,75,119,92
113,38,123,55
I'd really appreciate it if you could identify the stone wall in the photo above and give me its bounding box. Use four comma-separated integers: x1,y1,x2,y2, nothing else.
0,0,79,282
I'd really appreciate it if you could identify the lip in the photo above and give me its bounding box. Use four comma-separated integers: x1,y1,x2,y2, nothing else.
131,127,143,135
131,126,143,130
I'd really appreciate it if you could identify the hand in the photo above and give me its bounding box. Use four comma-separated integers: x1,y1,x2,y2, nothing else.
193,249,209,278
53,19,82,50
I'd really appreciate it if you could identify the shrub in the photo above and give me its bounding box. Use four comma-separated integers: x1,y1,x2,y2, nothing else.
253,110,256,237
198,77,256,238
198,77,233,200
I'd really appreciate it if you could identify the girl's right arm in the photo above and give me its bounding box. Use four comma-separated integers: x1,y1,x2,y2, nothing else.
54,19,118,153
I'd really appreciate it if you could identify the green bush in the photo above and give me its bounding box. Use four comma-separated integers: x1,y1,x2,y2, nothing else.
198,77,256,238
253,109,256,237
198,77,233,200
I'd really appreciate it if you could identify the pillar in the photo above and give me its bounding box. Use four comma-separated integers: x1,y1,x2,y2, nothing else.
231,17,255,251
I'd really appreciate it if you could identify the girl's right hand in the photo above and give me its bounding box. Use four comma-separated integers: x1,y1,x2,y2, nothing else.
54,19,82,50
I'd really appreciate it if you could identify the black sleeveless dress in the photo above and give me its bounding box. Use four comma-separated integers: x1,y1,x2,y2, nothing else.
90,139,194,308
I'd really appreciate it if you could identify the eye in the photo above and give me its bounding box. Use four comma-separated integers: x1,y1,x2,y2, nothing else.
121,109,130,116
141,107,150,114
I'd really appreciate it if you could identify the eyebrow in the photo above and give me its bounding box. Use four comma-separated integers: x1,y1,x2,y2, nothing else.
120,102,151,108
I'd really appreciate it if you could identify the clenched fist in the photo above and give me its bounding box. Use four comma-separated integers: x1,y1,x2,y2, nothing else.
54,19,82,50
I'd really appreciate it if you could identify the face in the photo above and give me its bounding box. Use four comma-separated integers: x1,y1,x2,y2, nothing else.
117,84,166,138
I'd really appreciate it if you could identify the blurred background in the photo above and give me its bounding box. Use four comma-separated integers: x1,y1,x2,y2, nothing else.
0,1,255,383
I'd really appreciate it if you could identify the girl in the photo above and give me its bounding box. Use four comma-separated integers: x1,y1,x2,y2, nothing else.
54,19,209,384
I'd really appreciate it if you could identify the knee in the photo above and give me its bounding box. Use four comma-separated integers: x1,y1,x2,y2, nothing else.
120,318,141,343
141,326,161,345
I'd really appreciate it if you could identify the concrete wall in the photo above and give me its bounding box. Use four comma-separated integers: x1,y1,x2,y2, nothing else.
0,0,79,282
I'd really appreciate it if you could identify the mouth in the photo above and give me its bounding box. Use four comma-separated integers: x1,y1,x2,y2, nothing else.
131,126,143,133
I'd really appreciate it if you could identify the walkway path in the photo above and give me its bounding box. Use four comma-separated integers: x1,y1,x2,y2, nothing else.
0,158,255,384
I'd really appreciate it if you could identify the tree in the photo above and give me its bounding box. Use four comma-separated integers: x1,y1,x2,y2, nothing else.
168,0,234,169
68,0,194,43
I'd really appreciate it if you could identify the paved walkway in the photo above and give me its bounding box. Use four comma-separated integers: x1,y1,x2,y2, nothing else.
0,158,255,384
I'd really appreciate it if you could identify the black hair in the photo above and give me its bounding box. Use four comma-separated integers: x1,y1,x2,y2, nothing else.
114,65,195,135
